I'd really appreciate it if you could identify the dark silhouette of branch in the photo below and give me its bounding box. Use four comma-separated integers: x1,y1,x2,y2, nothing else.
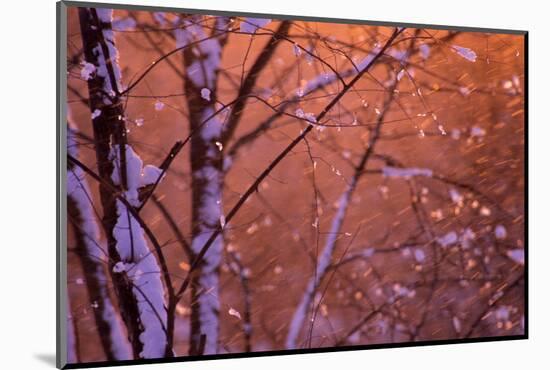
174,27,405,304
221,20,291,144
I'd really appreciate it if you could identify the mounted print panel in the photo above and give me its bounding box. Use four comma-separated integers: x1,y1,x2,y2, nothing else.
58,1,526,368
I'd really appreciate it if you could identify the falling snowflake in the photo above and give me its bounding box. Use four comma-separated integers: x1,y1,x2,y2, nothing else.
154,101,165,111
494,225,507,239
471,126,486,137
228,307,242,320
479,206,491,216
452,316,462,333
449,188,463,205
419,44,431,60
293,43,302,57
91,109,102,120
437,231,458,248
451,128,461,140
506,249,524,265
451,45,477,62
414,249,426,263
459,86,472,96
495,306,510,321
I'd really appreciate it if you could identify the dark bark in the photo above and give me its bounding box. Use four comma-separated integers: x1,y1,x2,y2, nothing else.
179,16,230,355
78,7,143,359
221,21,291,144
67,195,122,360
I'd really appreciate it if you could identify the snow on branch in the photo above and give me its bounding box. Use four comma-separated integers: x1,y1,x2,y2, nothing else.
174,15,230,355
240,17,272,33
174,17,225,88
88,9,123,101
286,184,354,349
109,144,168,358
67,126,132,360
382,166,433,179
296,47,381,98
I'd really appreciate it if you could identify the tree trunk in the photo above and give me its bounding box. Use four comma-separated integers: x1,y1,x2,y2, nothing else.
67,124,132,360
78,7,167,359
175,16,229,355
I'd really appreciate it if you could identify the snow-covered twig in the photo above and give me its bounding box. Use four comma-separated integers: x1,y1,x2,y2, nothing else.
285,80,398,349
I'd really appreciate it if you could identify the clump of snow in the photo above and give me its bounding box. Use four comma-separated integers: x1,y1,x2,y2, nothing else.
507,249,524,265
495,225,507,240
141,164,163,185
295,108,317,123
240,17,271,33
382,166,433,179
437,231,458,247
201,87,212,101
80,62,96,80
113,261,132,273
110,145,163,205
452,45,477,62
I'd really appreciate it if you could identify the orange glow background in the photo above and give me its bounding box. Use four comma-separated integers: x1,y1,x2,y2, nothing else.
66,7,525,362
